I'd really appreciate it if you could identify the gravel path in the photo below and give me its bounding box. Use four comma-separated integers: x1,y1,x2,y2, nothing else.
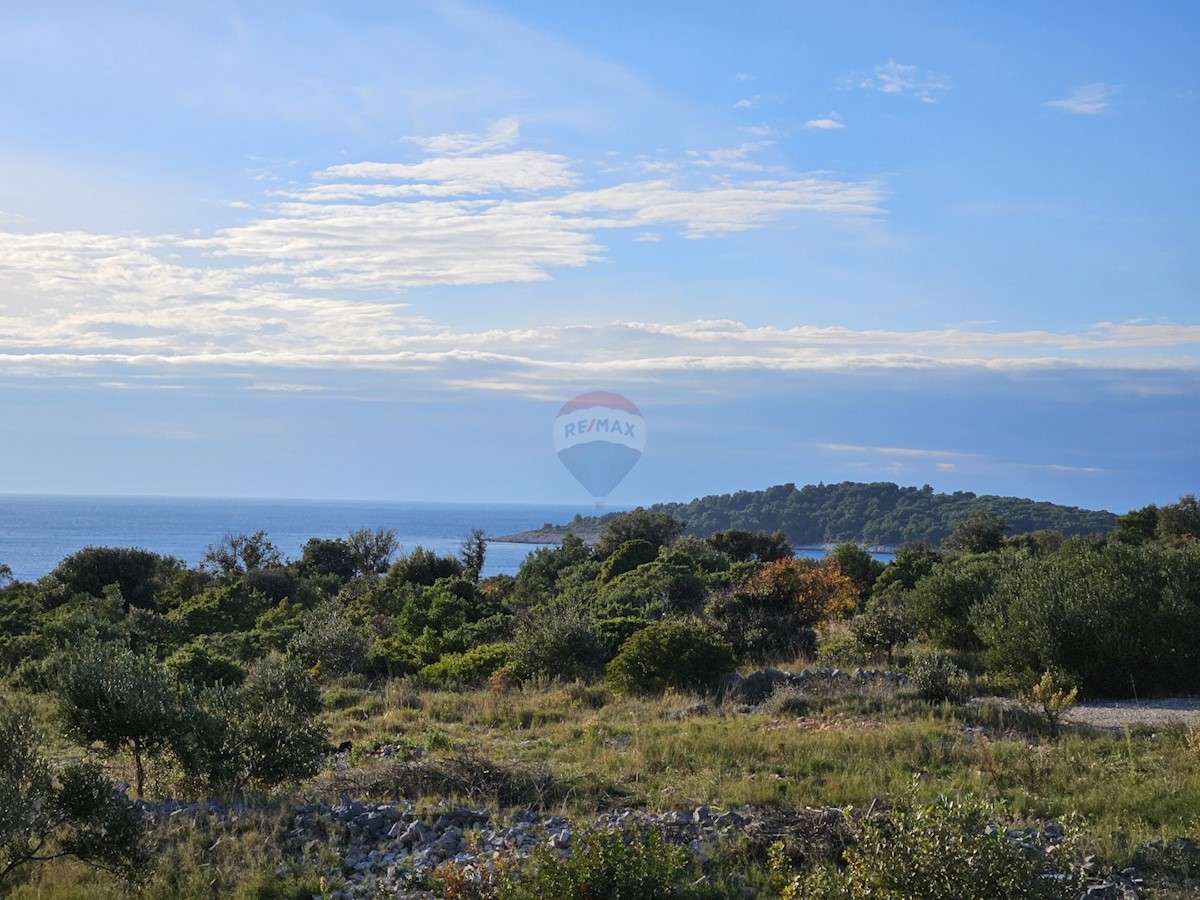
1064,696,1200,730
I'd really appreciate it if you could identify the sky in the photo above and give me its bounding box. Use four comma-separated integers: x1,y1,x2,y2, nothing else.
0,0,1196,515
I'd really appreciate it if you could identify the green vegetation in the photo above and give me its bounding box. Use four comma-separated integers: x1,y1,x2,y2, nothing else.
548,480,1118,547
0,490,1197,896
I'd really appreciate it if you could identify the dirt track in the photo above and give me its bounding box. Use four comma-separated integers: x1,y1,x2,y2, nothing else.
1063,696,1200,730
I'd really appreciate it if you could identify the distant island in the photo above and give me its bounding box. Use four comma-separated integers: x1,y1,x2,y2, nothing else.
494,480,1118,548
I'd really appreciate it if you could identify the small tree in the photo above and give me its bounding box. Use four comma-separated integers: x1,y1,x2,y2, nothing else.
347,527,399,577
296,537,357,581
173,655,328,796
510,603,606,683
831,542,886,602
55,643,177,798
706,529,793,563
460,528,488,582
202,531,283,576
944,510,1007,554
1157,494,1200,544
289,601,368,675
595,510,684,559
43,546,182,611
0,703,150,887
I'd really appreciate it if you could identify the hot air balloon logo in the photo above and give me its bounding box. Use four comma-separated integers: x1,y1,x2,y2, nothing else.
554,391,645,505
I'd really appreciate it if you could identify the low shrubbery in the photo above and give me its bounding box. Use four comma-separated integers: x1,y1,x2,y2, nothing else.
419,642,512,688
776,796,1081,900
605,620,733,695
908,652,970,704
435,825,717,900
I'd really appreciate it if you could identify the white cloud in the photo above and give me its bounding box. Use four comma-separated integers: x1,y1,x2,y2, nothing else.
313,149,577,196
0,123,1193,393
819,442,962,459
405,117,521,156
1045,83,1116,115
1,258,1196,387
855,60,949,103
732,97,759,109
189,130,879,289
804,115,844,130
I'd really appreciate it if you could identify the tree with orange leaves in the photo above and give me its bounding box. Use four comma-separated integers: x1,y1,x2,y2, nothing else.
707,557,859,662
738,557,859,628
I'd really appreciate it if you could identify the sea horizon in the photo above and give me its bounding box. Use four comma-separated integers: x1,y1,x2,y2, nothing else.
0,493,622,583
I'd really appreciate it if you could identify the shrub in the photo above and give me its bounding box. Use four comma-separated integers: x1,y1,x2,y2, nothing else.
419,642,512,688
605,621,733,695
595,560,707,619
780,796,1080,900
909,652,969,704
1021,670,1078,734
172,656,328,795
599,539,658,582
0,702,150,887
164,642,246,688
710,558,858,663
847,588,913,659
906,553,1000,651
463,825,705,900
288,602,368,676
975,539,1200,696
509,604,606,683
593,616,651,654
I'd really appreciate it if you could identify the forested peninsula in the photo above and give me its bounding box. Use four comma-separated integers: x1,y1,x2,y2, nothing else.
498,480,1117,547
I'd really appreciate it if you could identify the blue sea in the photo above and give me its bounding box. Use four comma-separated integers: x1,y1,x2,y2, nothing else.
0,494,612,583
0,494,892,584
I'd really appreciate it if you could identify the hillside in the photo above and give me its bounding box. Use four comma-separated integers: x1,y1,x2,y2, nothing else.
501,481,1117,547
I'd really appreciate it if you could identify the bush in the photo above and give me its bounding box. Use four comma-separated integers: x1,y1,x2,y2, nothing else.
419,643,512,688
599,539,658,582
975,540,1200,696
593,615,651,654
509,604,606,683
172,656,329,795
164,642,246,688
847,588,913,659
780,796,1080,899
906,553,1000,651
448,824,707,900
909,652,969,704
0,702,150,887
605,621,733,695
288,602,368,676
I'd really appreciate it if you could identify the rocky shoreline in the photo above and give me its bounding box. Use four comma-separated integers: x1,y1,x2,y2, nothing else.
488,527,600,545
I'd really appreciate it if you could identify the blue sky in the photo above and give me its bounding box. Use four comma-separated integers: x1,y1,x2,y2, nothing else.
0,1,1196,514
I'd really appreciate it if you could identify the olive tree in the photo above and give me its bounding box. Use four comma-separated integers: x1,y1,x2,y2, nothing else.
0,702,149,886
54,642,177,798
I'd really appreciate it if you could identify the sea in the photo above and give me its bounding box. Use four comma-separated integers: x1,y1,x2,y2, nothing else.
0,494,608,583
0,494,889,584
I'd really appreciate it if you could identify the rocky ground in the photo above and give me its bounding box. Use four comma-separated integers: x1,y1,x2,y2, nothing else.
133,794,1186,899
127,671,1199,898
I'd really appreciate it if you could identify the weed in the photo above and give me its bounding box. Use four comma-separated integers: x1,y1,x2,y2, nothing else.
1022,670,1079,735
